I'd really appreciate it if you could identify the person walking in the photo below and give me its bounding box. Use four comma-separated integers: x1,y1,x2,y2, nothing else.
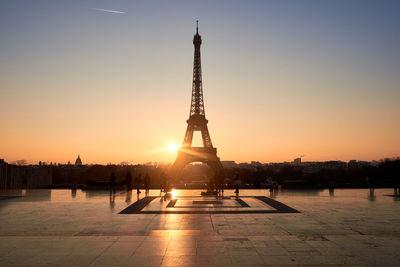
144,173,150,194
125,171,132,191
135,174,142,194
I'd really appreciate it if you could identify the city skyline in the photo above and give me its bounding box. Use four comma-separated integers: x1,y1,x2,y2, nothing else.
2,154,385,167
1,0,400,165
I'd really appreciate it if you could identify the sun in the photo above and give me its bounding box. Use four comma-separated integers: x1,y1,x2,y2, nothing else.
166,143,179,152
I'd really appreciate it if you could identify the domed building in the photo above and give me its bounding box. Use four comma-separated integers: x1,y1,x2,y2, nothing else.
75,155,82,166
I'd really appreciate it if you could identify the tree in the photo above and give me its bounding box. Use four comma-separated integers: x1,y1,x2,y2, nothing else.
11,160,28,166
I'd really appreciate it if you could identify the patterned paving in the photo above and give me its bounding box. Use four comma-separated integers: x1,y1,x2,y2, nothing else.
0,189,400,266
119,195,299,214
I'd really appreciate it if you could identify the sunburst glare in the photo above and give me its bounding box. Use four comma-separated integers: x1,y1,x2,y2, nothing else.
166,143,179,152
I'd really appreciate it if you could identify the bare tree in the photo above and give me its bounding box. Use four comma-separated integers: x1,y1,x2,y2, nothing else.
11,160,28,166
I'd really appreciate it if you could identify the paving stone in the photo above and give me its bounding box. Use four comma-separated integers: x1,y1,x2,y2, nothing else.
230,254,264,265
1,189,400,266
256,247,290,256
196,254,232,265
161,255,196,266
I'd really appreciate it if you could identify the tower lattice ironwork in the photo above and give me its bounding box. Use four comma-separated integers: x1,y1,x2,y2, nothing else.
172,21,222,175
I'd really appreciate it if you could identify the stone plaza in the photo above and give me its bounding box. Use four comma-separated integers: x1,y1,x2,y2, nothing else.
0,189,399,266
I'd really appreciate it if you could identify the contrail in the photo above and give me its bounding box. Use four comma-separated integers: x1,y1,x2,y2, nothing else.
90,8,125,14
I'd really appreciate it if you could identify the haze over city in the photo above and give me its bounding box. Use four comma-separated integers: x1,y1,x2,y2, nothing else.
1,0,399,165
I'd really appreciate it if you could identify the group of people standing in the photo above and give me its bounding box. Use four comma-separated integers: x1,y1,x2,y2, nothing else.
109,171,151,194
211,169,225,193
109,170,276,195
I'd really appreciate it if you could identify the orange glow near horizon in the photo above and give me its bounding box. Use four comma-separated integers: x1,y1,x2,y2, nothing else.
0,2,399,165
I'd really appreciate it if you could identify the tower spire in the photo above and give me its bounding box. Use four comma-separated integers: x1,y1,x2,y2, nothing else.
196,20,198,34
190,21,204,117
181,22,213,149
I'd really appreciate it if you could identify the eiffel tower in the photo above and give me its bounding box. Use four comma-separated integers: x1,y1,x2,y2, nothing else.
172,22,222,176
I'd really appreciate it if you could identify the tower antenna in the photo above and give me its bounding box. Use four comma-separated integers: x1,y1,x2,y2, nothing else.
196,20,198,34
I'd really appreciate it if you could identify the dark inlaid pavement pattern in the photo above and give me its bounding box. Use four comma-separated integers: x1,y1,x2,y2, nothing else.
119,195,298,214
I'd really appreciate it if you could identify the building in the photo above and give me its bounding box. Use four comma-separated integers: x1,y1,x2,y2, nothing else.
75,155,82,166
348,160,358,169
0,159,52,189
293,158,302,165
323,161,347,169
221,161,236,168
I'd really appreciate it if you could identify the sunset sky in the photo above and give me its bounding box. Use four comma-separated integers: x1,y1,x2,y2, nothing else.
1,0,399,165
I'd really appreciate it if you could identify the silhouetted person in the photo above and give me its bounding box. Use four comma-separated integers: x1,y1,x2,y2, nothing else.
71,185,77,198
135,174,141,194
368,188,376,201
368,176,375,201
125,171,132,191
234,173,240,194
266,176,273,192
329,188,334,197
110,172,116,195
328,180,334,196
367,176,375,190
215,169,224,193
144,173,150,194
328,180,335,190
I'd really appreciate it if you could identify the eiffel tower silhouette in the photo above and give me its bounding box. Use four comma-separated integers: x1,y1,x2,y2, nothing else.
172,21,223,176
